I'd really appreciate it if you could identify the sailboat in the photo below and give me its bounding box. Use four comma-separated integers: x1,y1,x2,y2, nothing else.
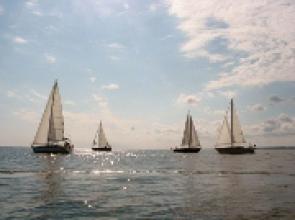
174,112,201,153
215,98,255,154
31,80,74,154
91,121,112,151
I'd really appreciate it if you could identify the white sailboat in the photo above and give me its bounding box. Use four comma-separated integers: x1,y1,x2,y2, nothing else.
174,112,201,153
92,121,112,151
31,80,73,153
215,98,255,154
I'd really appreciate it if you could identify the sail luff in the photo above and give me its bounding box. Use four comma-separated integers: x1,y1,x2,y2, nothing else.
33,84,55,145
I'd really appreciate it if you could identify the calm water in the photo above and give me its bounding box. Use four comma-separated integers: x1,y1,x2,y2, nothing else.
0,147,294,220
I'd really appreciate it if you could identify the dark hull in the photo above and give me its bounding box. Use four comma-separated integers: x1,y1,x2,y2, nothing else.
32,144,73,154
92,147,112,152
215,147,255,154
173,147,201,153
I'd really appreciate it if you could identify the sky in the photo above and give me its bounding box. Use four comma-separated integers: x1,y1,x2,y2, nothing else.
0,0,294,149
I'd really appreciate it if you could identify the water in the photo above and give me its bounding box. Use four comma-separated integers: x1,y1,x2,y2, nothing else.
0,147,294,219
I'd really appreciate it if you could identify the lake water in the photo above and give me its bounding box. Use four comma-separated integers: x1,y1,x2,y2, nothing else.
0,147,294,219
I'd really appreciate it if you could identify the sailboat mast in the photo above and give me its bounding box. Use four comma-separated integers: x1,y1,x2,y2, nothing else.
48,82,56,142
230,98,234,146
189,113,192,148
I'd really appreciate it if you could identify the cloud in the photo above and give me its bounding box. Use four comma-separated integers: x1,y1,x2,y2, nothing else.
177,93,201,105
13,109,39,124
93,94,108,107
45,54,56,64
89,76,96,83
149,2,163,12
7,89,46,103
13,36,27,44
248,104,266,112
218,90,236,99
101,83,119,90
269,95,284,103
107,42,125,49
167,0,295,90
246,113,295,136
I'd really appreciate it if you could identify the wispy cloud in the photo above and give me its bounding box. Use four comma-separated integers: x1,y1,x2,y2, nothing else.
167,0,295,90
101,83,119,91
269,95,285,104
107,42,125,49
248,104,266,112
89,76,96,83
109,55,120,61
45,54,56,64
177,93,201,106
13,36,27,44
93,94,108,107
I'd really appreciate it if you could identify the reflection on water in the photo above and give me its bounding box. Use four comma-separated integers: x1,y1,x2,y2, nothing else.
0,148,294,219
38,155,64,203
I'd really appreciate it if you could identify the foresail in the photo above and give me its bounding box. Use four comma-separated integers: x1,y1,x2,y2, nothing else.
181,114,190,146
48,82,64,142
216,115,231,146
33,87,54,145
232,108,246,144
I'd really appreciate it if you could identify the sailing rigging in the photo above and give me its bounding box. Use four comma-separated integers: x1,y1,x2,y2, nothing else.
31,80,73,153
92,121,112,151
215,99,255,154
174,112,201,153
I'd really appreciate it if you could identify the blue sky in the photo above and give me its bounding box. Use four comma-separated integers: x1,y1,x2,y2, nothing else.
0,0,294,148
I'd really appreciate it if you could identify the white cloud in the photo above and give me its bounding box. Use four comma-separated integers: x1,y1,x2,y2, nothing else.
14,109,39,124
246,113,295,136
177,93,201,106
149,3,162,12
93,94,108,107
167,0,295,90
13,36,27,44
101,83,120,91
248,104,266,112
217,90,236,99
45,54,56,64
123,3,129,10
89,76,96,83
107,42,125,49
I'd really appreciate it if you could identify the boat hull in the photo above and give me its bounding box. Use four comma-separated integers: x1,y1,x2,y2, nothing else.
32,144,73,154
92,147,112,152
173,147,201,153
215,147,255,154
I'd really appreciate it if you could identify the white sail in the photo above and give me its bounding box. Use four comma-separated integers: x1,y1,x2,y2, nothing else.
93,121,110,148
33,81,64,145
181,113,200,147
216,114,231,146
190,117,201,147
48,82,64,142
181,114,190,146
33,87,54,145
232,107,246,144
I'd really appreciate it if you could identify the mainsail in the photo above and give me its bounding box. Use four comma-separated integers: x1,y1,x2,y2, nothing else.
181,113,200,148
216,99,246,147
33,81,64,145
93,121,110,148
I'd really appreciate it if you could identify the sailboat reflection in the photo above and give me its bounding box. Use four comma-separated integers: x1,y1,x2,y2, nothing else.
38,155,64,203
